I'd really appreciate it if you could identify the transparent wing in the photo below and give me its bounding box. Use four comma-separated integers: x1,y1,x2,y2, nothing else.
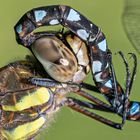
122,0,140,53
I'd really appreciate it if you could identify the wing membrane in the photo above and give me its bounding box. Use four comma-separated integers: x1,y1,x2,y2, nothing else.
122,0,140,53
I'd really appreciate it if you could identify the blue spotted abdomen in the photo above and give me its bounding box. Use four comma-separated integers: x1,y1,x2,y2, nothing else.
90,31,125,112
127,101,140,121
91,31,114,94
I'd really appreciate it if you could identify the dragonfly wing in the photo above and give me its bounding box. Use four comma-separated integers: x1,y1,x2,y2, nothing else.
122,0,140,53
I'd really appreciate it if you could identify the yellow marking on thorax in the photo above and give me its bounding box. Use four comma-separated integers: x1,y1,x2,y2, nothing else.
19,71,28,74
2,87,51,111
1,116,46,140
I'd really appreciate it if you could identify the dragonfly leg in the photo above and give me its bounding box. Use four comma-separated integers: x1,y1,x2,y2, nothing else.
64,97,122,129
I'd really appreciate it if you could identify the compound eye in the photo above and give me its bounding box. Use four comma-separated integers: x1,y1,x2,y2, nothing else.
31,37,78,82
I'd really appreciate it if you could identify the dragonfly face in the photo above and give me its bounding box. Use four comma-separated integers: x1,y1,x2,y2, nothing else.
31,32,90,83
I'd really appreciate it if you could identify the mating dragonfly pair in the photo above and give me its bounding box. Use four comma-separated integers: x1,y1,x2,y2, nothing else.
0,4,140,140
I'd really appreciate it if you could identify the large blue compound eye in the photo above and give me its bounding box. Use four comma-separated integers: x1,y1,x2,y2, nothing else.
31,36,78,82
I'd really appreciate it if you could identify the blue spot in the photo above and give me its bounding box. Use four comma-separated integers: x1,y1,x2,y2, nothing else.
130,102,140,115
34,10,47,22
92,61,102,74
98,39,107,52
104,80,112,88
67,9,81,21
49,19,59,25
16,24,22,33
77,29,89,40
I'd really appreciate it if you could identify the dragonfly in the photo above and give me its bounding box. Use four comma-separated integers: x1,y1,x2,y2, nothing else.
14,5,139,129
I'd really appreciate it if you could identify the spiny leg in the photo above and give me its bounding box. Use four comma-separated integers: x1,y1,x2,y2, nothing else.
128,53,137,94
64,97,122,129
108,50,119,108
73,89,115,112
27,77,68,87
27,77,102,94
118,51,131,127
65,97,115,113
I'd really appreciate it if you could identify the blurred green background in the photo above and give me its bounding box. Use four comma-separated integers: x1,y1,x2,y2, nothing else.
0,0,140,140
